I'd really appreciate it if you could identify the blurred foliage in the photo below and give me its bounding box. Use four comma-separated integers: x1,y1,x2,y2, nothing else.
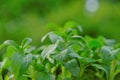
0,0,120,45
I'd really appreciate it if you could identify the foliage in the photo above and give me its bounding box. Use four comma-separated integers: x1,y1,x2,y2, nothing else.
1,23,120,80
0,0,120,45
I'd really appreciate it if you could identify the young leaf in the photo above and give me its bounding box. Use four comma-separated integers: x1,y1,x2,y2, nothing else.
71,35,86,44
49,32,64,43
3,40,19,49
41,43,57,60
41,32,49,43
77,25,83,33
41,32,63,43
21,37,32,49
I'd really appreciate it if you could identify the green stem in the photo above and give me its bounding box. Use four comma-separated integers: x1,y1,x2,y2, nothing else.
79,64,89,78
109,60,116,80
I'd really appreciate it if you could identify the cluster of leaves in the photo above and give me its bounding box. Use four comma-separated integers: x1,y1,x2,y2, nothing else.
1,24,120,80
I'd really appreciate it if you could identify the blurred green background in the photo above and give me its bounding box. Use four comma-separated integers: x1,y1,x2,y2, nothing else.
0,0,120,45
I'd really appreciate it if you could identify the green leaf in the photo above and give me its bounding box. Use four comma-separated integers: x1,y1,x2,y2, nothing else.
0,44,4,50
0,58,8,69
9,75,27,80
71,35,86,44
3,40,19,49
67,48,81,59
0,58,11,73
41,32,64,43
49,32,64,43
114,49,120,60
24,46,36,54
91,64,109,79
63,59,80,76
6,46,16,57
92,64,108,74
53,49,68,62
105,39,116,46
53,48,81,62
17,76,27,80
88,39,101,49
36,72,55,80
19,54,32,75
21,37,32,49
41,32,49,43
64,21,78,28
41,44,57,60
10,53,23,78
101,47,120,61
64,21,83,32
77,25,83,33
47,55,54,64
100,46,112,63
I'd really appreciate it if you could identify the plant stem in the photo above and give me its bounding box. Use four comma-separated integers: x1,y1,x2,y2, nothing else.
109,60,116,80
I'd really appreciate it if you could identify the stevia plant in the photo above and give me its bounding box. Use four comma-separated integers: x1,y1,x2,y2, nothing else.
0,22,120,80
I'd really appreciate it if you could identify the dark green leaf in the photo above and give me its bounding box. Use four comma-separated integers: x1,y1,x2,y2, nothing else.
91,64,109,79
91,64,108,74
100,46,112,63
36,72,55,80
63,59,80,76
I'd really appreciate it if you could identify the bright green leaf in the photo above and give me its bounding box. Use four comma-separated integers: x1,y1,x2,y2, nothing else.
41,32,64,43
21,37,32,49
10,53,23,78
3,40,19,49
